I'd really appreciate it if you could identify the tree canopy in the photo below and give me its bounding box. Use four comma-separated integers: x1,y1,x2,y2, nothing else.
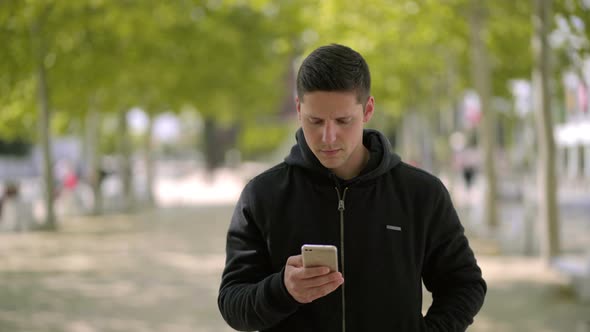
0,0,580,152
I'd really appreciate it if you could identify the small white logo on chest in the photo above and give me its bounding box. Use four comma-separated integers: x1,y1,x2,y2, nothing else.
386,225,402,231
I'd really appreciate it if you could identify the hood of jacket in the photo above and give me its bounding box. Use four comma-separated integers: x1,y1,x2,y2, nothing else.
284,128,401,184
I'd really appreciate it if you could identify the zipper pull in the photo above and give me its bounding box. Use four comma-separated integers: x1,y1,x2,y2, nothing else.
338,199,345,211
335,186,348,212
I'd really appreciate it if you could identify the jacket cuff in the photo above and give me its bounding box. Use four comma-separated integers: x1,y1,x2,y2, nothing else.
263,266,302,314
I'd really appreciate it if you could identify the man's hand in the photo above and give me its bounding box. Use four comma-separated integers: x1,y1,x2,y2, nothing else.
284,255,344,304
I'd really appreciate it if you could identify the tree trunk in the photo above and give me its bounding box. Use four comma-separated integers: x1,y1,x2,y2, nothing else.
86,104,103,215
437,53,460,190
203,117,223,173
470,0,499,229
118,109,134,212
144,111,155,207
422,110,435,172
31,9,56,230
400,111,420,166
532,0,560,260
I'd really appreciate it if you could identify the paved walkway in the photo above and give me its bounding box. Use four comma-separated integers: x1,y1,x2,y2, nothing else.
1,164,589,331
0,206,234,332
0,204,588,332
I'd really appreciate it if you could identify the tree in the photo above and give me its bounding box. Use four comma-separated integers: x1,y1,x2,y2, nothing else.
469,0,498,229
533,0,560,260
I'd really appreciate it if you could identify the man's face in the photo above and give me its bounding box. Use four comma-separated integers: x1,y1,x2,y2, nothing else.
297,91,374,179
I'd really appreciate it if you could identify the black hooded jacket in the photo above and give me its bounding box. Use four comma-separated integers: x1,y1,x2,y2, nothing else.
218,129,486,331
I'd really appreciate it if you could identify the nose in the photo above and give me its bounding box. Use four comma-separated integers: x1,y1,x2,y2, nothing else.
322,122,336,144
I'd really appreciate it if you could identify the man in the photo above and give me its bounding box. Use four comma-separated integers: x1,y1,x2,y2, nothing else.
218,44,486,331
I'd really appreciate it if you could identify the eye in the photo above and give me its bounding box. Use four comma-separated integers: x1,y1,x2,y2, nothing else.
337,118,352,124
308,118,323,125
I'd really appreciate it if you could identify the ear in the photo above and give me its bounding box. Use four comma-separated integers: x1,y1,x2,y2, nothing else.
363,96,375,123
296,96,302,122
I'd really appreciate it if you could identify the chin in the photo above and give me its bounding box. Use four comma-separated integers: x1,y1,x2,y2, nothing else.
319,159,342,170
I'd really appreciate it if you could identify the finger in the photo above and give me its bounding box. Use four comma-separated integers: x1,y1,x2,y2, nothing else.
317,278,344,297
294,266,331,279
306,278,344,302
301,272,343,288
286,255,303,267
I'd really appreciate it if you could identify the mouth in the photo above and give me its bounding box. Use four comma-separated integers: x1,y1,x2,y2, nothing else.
319,148,342,157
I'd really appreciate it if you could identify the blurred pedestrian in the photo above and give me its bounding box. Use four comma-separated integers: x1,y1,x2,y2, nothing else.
218,44,486,331
459,147,479,189
0,182,18,220
0,181,31,232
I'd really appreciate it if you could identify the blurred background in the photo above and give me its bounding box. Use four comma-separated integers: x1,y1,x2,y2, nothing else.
0,0,589,331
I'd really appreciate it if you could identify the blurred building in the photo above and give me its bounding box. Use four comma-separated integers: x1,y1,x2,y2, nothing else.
556,70,590,181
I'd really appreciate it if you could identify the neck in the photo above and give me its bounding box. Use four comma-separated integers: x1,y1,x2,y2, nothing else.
333,146,370,180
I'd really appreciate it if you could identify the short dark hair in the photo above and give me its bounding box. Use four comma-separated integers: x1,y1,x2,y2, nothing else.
296,44,371,105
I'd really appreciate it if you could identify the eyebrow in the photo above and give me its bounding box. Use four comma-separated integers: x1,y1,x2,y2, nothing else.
306,115,352,120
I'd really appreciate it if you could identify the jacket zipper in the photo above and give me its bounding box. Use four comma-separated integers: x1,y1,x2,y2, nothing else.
335,186,348,332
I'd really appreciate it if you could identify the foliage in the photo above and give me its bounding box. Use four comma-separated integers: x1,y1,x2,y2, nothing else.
239,120,292,159
0,0,584,159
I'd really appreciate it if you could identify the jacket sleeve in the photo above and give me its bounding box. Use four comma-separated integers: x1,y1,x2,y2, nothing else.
218,182,300,331
421,180,487,332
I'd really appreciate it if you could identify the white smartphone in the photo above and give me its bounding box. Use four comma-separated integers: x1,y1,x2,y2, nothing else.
301,244,339,272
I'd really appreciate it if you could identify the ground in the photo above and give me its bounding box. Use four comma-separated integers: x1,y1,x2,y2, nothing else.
0,203,588,332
